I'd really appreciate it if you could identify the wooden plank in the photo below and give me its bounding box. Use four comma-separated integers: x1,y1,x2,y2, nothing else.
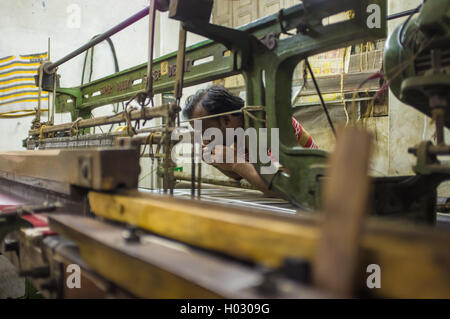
88,189,450,298
0,148,140,191
313,127,372,297
48,214,326,298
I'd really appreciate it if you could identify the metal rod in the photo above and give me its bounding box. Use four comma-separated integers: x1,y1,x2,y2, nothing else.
173,172,254,190
47,38,51,121
175,25,187,127
51,72,56,125
36,65,44,124
191,141,196,197
387,8,421,21
197,159,202,198
305,58,336,137
44,6,150,74
174,25,187,101
146,1,157,97
151,158,155,190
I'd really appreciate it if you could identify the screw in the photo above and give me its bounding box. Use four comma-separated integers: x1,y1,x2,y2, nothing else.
122,225,141,243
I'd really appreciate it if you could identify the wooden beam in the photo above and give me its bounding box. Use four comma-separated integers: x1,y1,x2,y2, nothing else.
314,127,373,297
48,214,326,298
0,148,140,191
87,189,450,298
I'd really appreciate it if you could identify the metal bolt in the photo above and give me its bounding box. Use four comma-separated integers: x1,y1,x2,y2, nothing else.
280,257,311,285
40,279,58,291
122,225,141,243
258,271,279,296
19,266,50,279
3,239,19,253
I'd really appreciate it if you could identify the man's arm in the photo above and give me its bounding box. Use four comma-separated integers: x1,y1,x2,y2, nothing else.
214,166,242,180
206,145,277,196
231,162,277,196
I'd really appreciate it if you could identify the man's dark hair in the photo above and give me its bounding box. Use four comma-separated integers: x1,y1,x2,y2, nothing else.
182,85,244,120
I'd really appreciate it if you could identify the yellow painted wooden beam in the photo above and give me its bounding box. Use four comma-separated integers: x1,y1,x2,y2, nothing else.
88,190,450,298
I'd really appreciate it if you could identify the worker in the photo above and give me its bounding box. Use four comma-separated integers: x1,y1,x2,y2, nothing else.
182,85,318,195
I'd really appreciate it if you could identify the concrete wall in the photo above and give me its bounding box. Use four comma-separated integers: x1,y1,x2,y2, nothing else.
0,0,150,150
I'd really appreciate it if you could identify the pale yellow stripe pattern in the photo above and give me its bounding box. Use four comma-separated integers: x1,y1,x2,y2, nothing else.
0,52,48,115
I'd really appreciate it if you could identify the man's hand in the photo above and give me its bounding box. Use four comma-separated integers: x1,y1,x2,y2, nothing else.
202,144,243,179
202,144,278,197
203,144,240,172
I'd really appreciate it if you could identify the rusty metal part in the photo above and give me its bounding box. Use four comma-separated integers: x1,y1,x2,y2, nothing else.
197,161,202,198
2,230,134,298
174,25,187,103
163,126,176,195
173,171,254,190
30,133,123,150
48,214,327,298
432,108,445,145
0,148,140,191
428,145,450,155
28,104,176,137
35,64,44,125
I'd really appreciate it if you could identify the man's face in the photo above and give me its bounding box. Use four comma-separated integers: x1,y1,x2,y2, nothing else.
190,103,243,145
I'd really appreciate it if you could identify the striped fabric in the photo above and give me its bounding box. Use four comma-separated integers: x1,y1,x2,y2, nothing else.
268,117,319,163
0,52,48,116
292,117,319,149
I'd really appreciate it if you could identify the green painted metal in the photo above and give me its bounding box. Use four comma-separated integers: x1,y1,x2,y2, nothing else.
380,0,450,223
240,0,387,209
384,0,450,127
185,0,387,209
49,39,235,119
42,0,387,210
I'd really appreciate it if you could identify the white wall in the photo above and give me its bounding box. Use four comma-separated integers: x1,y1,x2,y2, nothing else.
0,0,150,150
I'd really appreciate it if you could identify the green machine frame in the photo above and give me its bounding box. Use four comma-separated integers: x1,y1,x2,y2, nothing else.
34,0,439,222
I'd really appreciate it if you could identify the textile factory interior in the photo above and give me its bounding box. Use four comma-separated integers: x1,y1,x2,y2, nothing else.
0,0,449,302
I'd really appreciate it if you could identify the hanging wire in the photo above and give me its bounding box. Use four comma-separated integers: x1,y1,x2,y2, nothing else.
304,58,336,137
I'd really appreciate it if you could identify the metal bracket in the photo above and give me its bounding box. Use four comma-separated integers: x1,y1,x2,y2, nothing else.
78,156,93,188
